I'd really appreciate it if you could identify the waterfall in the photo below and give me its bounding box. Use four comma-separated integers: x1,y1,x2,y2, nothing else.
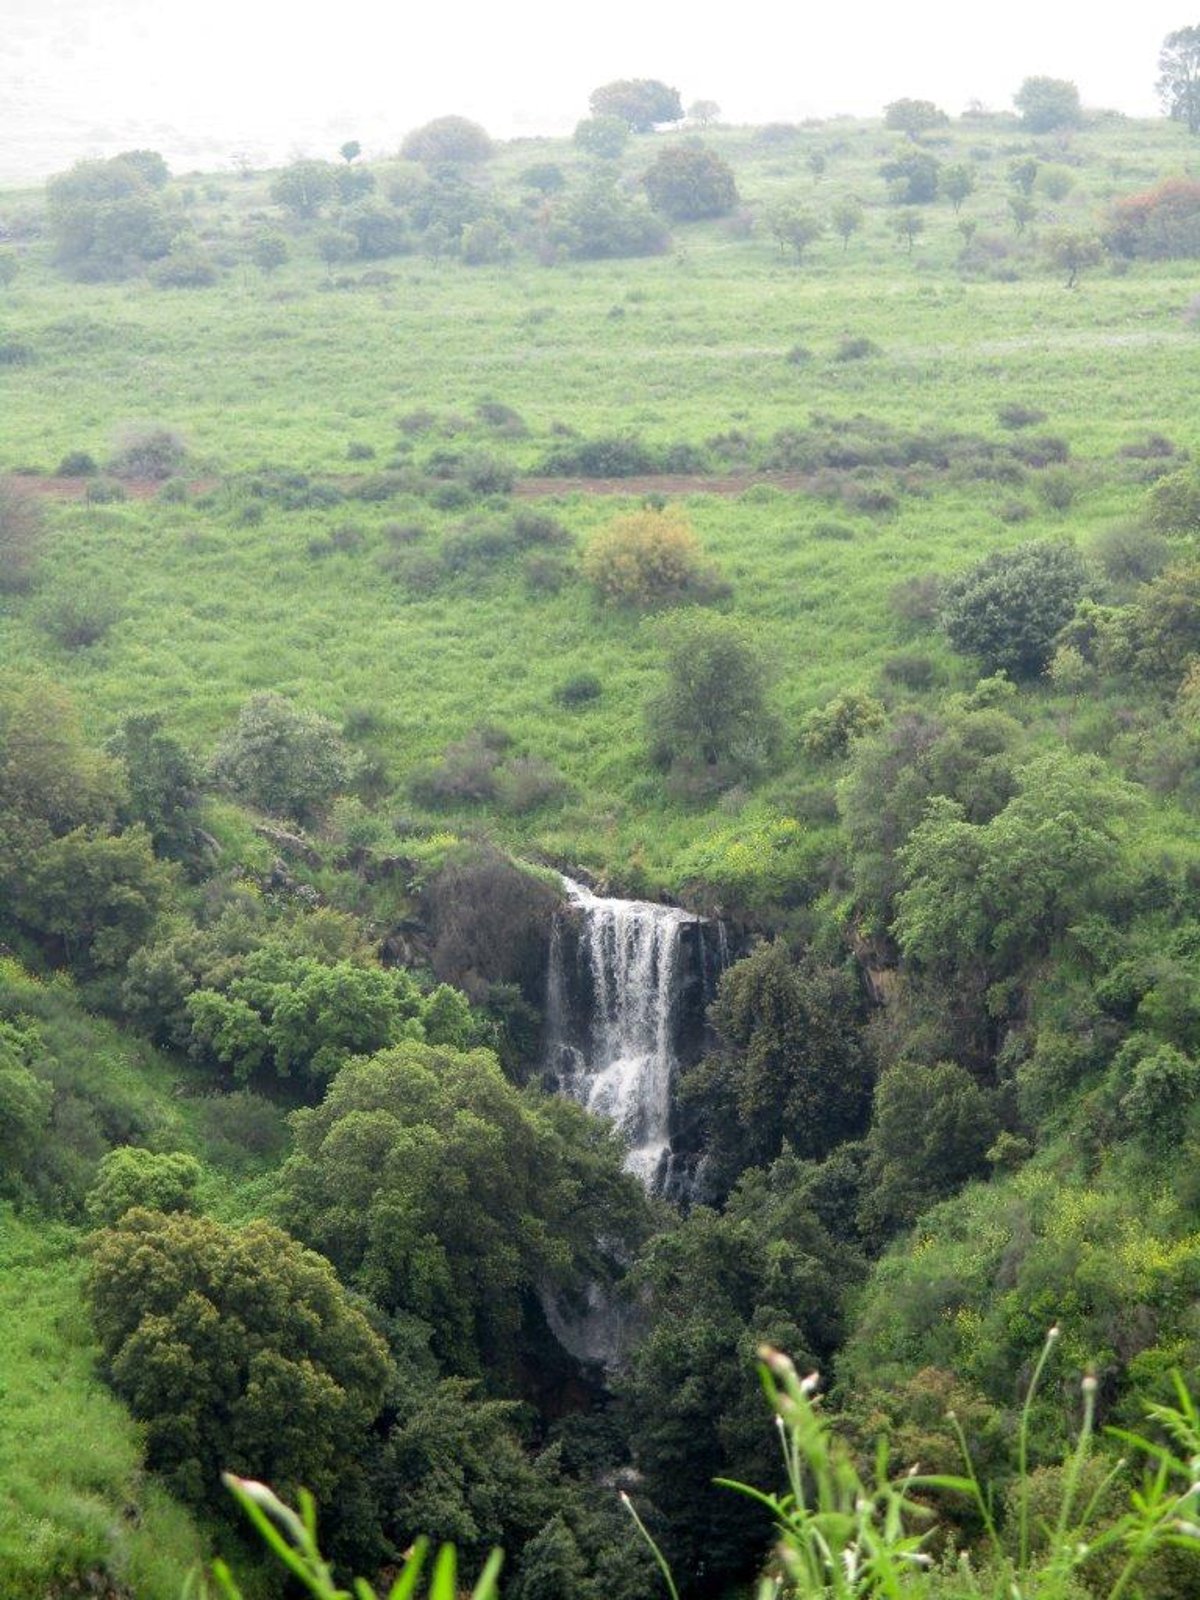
545,876,725,1194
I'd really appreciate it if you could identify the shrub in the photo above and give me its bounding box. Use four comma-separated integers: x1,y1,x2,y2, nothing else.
149,248,219,287
401,116,493,165
889,572,942,626
997,402,1047,429
542,432,661,476
409,728,506,807
1106,177,1200,259
0,479,44,593
494,755,570,813
109,424,187,480
800,690,887,759
642,144,738,221
40,584,122,648
0,340,34,365
1143,467,1200,534
210,693,353,823
582,507,723,608
85,1147,201,1225
882,652,939,690
941,539,1088,678
554,672,603,707
55,450,98,477
833,335,880,362
573,116,630,159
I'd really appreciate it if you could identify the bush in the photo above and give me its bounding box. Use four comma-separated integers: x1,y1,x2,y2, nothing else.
542,433,661,476
210,693,353,824
582,507,723,608
109,425,187,480
40,584,122,648
573,116,630,158
0,479,44,593
401,116,493,165
940,539,1088,677
0,340,34,365
85,1147,201,1225
833,335,880,362
554,673,603,707
997,402,1047,429
642,144,738,221
800,690,887,759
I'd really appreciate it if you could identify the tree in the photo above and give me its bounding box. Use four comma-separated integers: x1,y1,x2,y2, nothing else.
768,202,825,262
250,231,289,274
86,1209,389,1511
552,175,670,260
1043,227,1103,287
642,144,737,220
85,1147,201,1225
281,1041,648,1377
588,79,683,132
401,116,493,165
210,692,352,824
339,138,362,164
683,940,872,1189
687,99,720,128
1009,194,1036,234
46,156,177,280
883,98,949,139
1014,76,1082,132
1159,27,1200,132
1008,156,1039,195
572,117,629,159
645,612,779,790
269,160,337,220
879,148,940,203
891,208,925,251
942,162,977,213
106,711,206,868
831,197,864,250
940,539,1088,677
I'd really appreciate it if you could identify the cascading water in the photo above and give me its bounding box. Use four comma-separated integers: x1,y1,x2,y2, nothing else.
545,876,724,1195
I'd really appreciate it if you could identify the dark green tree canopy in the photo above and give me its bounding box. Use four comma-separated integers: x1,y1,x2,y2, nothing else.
86,1209,389,1508
46,156,177,280
588,79,683,132
1014,76,1083,131
210,691,353,824
269,160,338,220
1160,27,1200,132
573,117,630,159
939,538,1088,677
642,144,738,220
281,1040,649,1376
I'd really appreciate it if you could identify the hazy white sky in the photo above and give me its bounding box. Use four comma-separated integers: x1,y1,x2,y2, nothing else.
1,0,1193,180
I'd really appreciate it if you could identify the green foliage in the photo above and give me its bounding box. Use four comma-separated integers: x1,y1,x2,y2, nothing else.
1159,25,1200,132
552,174,670,259
401,117,494,165
645,611,779,792
940,539,1088,677
1130,559,1200,680
769,201,826,262
281,1040,649,1376
860,1060,1000,1233
685,941,872,1190
210,692,352,824
588,80,683,132
883,98,949,138
269,160,337,219
85,1146,201,1225
642,144,738,221
46,156,177,279
800,689,886,760
87,1208,389,1511
1015,76,1083,132
106,711,207,868
879,148,940,204
893,750,1140,986
572,117,629,159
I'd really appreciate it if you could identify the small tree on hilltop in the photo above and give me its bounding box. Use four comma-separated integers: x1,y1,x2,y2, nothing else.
883,98,949,139
1043,226,1103,287
1014,76,1082,132
339,138,361,164
643,144,738,220
831,197,864,250
940,538,1088,677
769,201,825,262
879,147,940,203
1159,26,1200,133
942,162,977,213
269,160,337,220
589,79,683,132
687,98,720,127
573,116,630,159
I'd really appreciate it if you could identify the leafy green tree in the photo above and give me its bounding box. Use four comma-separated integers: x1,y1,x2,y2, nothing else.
1009,156,1039,195
85,1147,201,1225
401,116,493,165
800,689,886,760
939,538,1088,677
883,98,949,139
1014,76,1082,132
891,208,925,251
1043,227,1103,287
860,1060,1000,1233
645,612,779,791
552,175,670,260
87,1209,389,1511
683,940,872,1193
942,162,977,212
46,156,177,279
642,144,737,220
14,824,175,972
1159,27,1200,132
339,139,362,164
588,79,683,132
687,99,720,128
281,1041,648,1377
1130,559,1200,680
768,202,825,262
510,1514,596,1600
880,148,940,203
572,117,629,159
210,691,352,824
269,160,338,219
250,232,289,274
0,681,124,864
893,751,1140,987
830,196,864,250
106,712,206,868
116,149,171,188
